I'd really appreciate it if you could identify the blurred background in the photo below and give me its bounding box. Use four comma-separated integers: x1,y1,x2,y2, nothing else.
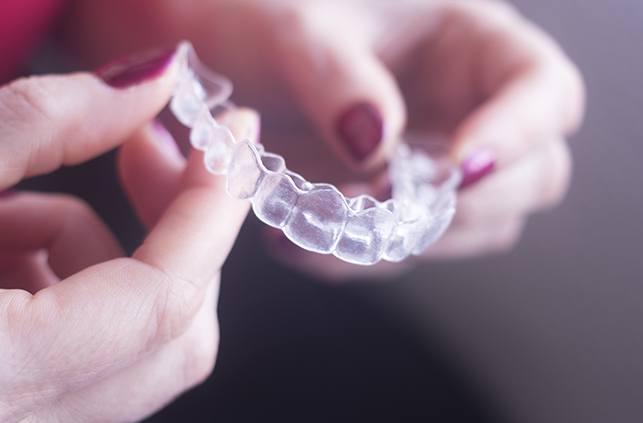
17,0,643,422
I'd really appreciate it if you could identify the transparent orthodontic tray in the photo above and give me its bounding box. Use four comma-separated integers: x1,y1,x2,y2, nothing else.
168,42,461,265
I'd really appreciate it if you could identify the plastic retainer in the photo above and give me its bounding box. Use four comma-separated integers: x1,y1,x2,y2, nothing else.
169,41,461,266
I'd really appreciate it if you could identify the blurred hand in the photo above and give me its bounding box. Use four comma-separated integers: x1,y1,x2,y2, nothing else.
67,0,585,279
0,47,257,421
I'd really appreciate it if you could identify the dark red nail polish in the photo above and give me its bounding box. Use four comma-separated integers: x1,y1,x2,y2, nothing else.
335,102,383,163
459,149,496,189
97,46,178,89
0,190,17,199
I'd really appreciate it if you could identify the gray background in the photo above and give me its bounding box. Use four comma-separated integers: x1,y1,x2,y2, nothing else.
375,1,643,422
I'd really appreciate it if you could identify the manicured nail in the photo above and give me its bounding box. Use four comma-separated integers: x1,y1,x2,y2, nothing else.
335,102,383,163
152,119,180,155
459,149,496,189
97,45,179,88
0,190,17,199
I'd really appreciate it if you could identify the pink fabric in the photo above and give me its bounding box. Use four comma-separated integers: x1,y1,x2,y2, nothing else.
0,0,64,82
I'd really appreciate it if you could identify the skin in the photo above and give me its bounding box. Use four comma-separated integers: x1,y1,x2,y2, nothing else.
0,60,259,421
64,0,585,278
0,0,585,420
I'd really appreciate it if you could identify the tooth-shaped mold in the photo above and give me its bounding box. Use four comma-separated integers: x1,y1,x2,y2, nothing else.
334,207,396,265
190,107,216,151
171,77,204,126
252,173,300,228
284,185,348,254
203,124,236,174
181,42,233,109
287,171,313,191
412,192,456,255
383,218,425,262
349,195,379,212
226,141,263,199
168,42,461,265
260,153,286,173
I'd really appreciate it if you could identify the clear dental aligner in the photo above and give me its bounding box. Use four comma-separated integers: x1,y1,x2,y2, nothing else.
169,42,461,266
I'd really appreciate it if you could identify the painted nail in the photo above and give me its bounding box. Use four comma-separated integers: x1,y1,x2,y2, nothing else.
0,190,17,199
459,149,496,189
97,45,178,89
152,119,180,155
335,102,383,163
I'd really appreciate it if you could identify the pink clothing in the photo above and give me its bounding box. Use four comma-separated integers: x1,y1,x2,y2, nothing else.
0,0,64,82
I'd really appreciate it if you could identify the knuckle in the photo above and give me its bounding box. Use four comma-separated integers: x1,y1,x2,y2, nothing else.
143,265,206,348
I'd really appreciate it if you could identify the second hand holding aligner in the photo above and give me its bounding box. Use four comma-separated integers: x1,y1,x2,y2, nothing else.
168,42,461,266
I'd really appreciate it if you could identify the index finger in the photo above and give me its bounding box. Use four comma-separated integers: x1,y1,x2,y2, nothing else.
0,45,180,189
0,110,259,385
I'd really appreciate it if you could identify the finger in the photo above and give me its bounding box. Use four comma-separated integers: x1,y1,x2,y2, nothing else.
134,108,258,282
52,282,219,422
118,120,186,229
0,109,258,388
271,5,406,168
457,138,571,222
0,192,123,279
0,252,58,293
449,2,585,165
425,217,525,260
0,45,181,190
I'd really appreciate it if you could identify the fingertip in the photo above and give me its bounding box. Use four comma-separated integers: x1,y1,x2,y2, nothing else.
182,107,261,187
217,107,261,143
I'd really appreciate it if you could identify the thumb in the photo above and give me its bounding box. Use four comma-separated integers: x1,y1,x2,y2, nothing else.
272,13,406,169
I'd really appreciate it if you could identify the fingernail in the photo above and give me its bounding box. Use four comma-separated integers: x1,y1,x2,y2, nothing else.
97,45,179,89
459,149,496,189
0,190,17,199
335,102,383,163
152,120,180,156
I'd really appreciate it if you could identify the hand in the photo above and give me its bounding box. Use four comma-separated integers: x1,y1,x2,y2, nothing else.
66,0,585,279
265,0,583,278
0,47,258,421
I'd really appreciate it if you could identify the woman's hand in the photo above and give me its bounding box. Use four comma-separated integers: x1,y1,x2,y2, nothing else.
261,0,585,278
66,0,585,279
0,47,258,421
